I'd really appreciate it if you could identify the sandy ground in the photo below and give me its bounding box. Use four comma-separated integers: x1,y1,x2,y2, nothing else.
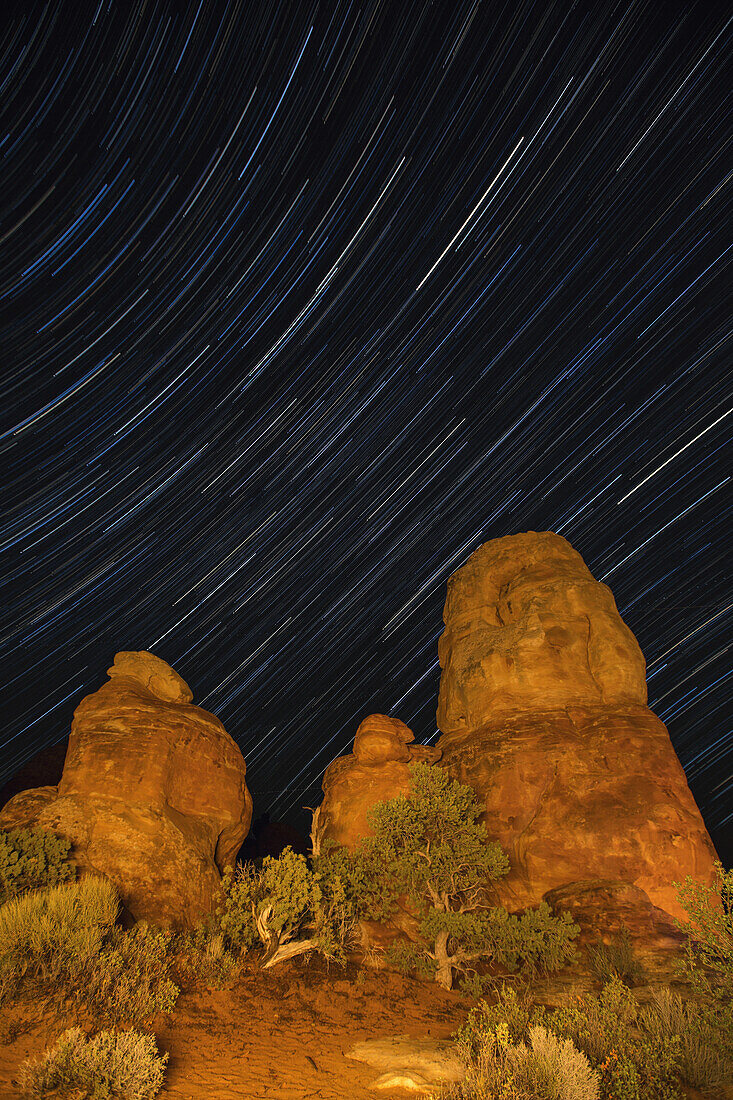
0,957,469,1099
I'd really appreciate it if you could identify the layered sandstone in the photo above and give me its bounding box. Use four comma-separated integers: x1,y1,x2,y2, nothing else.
0,651,252,928
435,532,718,925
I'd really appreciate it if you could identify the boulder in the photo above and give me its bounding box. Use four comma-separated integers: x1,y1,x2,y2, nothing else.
435,532,718,926
347,1035,464,1092
543,880,685,957
0,651,252,928
313,714,440,854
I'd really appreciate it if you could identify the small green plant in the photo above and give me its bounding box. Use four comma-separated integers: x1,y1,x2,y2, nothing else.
0,827,74,904
0,875,117,1002
674,860,733,1073
18,1026,168,1099
171,921,238,989
342,763,579,989
455,983,545,1057
586,928,645,987
218,846,356,968
675,861,732,992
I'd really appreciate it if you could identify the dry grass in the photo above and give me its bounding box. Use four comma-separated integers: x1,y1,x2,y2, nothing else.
641,985,733,1096
0,876,117,1001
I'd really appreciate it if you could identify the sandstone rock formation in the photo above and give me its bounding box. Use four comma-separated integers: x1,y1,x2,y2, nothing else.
0,651,252,928
435,532,718,926
313,714,440,855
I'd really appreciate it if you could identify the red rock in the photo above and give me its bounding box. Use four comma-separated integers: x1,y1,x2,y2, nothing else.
313,714,440,854
435,533,718,924
543,880,685,956
0,651,252,928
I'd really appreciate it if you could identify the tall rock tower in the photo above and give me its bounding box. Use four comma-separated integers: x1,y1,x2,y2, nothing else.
436,532,718,925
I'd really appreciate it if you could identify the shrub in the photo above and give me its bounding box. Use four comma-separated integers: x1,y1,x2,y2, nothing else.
18,1026,167,1099
453,978,685,1100
641,985,732,1095
675,860,732,998
0,877,178,1023
342,763,578,989
440,1023,600,1100
546,977,681,1100
171,922,237,989
0,876,117,1002
674,860,733,1073
85,922,179,1025
0,827,74,904
219,846,356,968
586,928,644,987
455,983,545,1058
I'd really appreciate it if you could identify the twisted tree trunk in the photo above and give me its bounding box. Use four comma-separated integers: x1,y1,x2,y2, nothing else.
433,929,454,990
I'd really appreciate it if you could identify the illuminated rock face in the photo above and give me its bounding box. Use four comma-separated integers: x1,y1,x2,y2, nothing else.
435,532,718,922
437,532,647,732
0,652,252,928
314,714,441,948
314,714,440,853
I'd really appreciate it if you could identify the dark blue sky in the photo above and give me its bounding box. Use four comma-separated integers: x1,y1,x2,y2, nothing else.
1,1,730,853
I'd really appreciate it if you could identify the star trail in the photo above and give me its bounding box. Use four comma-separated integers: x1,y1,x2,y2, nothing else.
1,1,730,857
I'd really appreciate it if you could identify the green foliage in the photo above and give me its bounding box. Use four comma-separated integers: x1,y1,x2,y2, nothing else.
452,979,707,1100
456,984,545,1057
545,978,682,1100
18,1026,168,1099
641,985,733,1095
0,876,117,1002
342,763,578,989
170,922,238,989
673,860,733,1076
0,876,178,1023
586,929,645,987
218,846,356,968
355,763,511,916
458,971,492,1000
674,860,733,1002
0,827,74,904
478,903,580,978
85,922,179,1025
218,862,260,955
439,1023,600,1100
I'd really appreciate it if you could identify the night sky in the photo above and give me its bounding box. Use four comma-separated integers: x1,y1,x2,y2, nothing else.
1,2,730,856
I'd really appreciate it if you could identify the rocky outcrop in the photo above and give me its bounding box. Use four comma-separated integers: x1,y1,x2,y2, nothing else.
313,714,440,855
435,532,718,926
0,651,252,928
437,531,647,732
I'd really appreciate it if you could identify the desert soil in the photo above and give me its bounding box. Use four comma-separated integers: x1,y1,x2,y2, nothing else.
0,957,469,1099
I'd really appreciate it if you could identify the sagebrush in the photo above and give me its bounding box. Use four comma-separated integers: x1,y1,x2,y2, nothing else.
439,1022,600,1100
0,876,178,1023
18,1026,167,1099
